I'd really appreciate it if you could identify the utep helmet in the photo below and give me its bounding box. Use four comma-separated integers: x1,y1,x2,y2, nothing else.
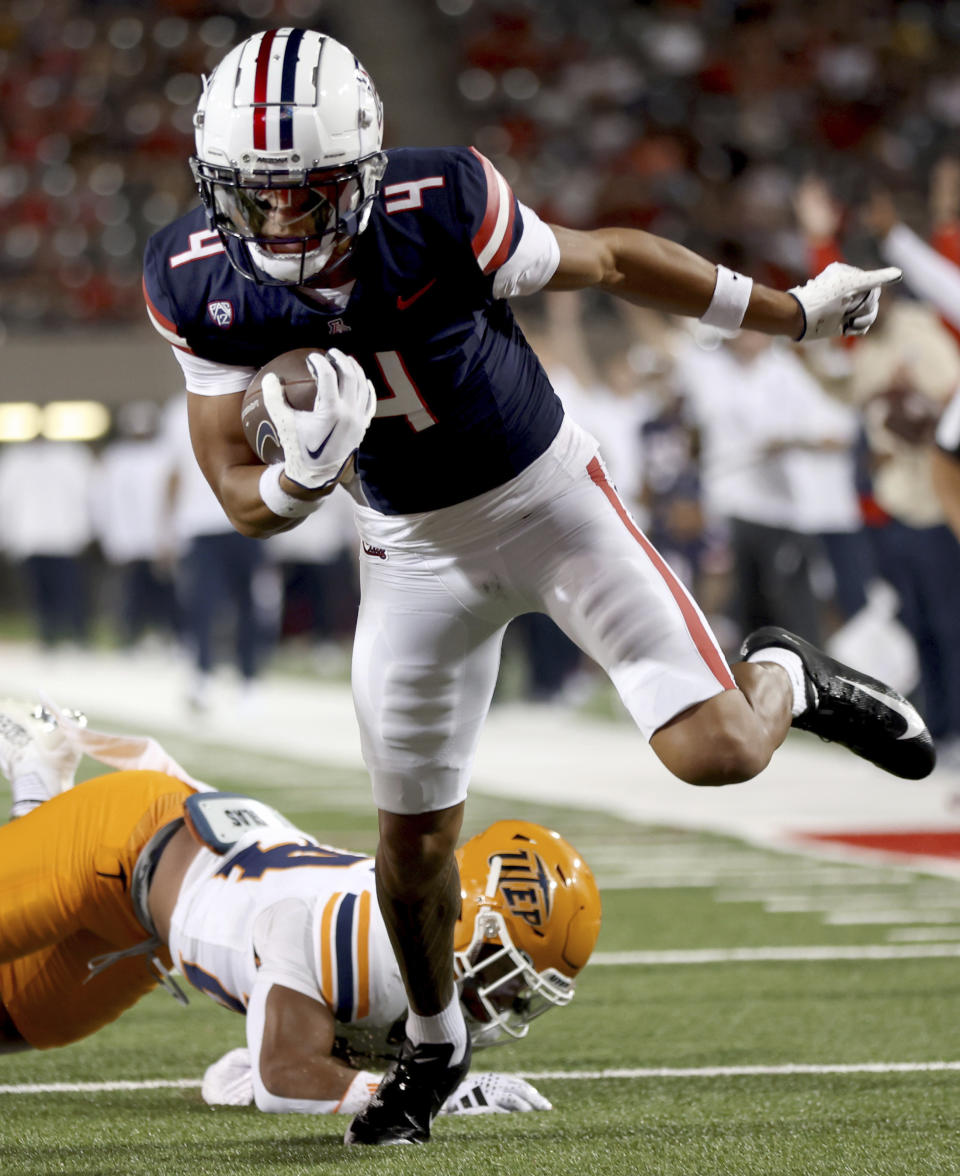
191,28,386,286
454,820,602,1048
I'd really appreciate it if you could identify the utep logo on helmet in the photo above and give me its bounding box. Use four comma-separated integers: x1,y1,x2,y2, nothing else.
493,849,552,932
207,299,234,328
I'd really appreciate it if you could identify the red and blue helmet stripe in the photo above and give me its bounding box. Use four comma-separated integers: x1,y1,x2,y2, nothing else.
250,27,311,152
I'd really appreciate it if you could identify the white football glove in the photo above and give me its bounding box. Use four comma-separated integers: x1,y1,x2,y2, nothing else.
201,1047,254,1107
788,262,901,341
261,348,376,491
440,1072,552,1115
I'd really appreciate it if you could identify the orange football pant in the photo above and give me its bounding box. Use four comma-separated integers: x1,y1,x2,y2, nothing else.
0,770,194,1048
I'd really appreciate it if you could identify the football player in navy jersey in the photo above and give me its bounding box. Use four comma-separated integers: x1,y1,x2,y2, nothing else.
143,29,935,1145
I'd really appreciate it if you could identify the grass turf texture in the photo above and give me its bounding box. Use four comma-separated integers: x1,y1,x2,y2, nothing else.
3,736,960,1174
5,1072,960,1176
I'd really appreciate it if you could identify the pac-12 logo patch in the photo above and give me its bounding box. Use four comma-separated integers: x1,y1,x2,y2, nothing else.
207,300,234,328
492,849,552,932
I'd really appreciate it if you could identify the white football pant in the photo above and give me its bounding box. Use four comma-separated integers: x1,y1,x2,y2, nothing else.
351,416,735,814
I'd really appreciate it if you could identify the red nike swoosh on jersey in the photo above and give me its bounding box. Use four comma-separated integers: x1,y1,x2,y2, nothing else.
396,278,437,311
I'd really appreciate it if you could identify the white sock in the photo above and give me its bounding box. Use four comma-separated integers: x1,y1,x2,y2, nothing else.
747,647,812,717
406,988,468,1067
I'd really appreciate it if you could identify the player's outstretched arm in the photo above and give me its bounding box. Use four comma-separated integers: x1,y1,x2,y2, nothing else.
204,1021,554,1117
246,983,380,1113
212,898,384,1115
546,224,899,341
201,993,379,1112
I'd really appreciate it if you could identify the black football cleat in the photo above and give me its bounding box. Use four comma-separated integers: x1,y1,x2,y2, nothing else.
741,627,936,780
344,1038,471,1146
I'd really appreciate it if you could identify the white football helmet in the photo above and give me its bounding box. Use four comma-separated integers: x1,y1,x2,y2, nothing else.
191,29,386,286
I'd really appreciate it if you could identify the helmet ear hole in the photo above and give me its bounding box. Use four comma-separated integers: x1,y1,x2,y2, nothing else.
562,904,603,972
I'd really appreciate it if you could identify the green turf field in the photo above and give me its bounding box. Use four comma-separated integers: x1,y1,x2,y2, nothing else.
3,733,960,1175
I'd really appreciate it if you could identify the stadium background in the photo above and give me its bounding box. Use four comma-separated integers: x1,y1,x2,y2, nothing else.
4,0,960,659
3,0,960,623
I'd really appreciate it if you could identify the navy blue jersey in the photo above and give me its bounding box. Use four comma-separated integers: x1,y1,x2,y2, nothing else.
143,146,564,514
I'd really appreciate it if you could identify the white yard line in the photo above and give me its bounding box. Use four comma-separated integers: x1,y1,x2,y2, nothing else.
888,926,960,941
515,1062,960,1079
592,943,960,964
824,910,960,925
5,1061,960,1094
0,1079,201,1093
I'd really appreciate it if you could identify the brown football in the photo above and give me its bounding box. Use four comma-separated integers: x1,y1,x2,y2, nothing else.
241,347,323,464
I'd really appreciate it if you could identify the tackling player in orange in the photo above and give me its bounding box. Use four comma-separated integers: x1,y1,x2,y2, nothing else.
0,701,600,1120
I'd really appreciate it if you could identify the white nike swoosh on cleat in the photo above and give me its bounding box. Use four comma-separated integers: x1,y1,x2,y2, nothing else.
837,678,927,741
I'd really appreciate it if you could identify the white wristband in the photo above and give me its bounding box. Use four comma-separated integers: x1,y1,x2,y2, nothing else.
936,389,960,455
258,464,321,520
335,1070,382,1115
700,265,753,331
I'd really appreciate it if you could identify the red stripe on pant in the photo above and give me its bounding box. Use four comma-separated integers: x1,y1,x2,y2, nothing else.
586,457,736,691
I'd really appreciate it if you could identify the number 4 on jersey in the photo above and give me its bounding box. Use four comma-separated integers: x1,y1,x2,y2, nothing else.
373,351,437,432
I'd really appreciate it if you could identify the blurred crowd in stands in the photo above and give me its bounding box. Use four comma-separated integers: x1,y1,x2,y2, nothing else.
444,0,960,279
0,0,337,330
5,0,960,762
7,0,960,328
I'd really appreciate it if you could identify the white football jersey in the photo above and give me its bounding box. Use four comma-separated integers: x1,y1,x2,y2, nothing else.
168,824,407,1057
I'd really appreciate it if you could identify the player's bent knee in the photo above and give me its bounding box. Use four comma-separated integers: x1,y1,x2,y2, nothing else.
685,731,768,785
652,708,770,786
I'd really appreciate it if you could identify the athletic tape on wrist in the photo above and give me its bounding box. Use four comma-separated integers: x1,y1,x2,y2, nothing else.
258,464,321,520
700,265,753,331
